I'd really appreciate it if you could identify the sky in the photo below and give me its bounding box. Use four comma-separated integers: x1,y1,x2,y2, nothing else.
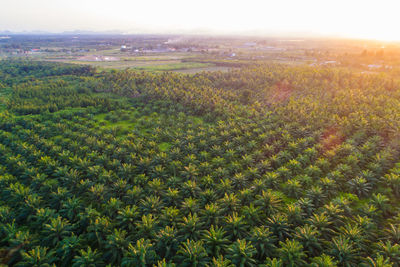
1,0,399,41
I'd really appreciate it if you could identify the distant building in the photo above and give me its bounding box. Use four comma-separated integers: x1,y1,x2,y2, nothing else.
367,64,382,69
78,55,119,62
120,45,131,52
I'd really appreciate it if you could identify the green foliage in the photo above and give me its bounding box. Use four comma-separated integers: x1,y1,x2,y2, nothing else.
0,60,400,266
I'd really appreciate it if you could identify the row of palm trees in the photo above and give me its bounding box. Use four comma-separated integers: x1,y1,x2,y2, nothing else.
1,98,400,266
1,61,400,265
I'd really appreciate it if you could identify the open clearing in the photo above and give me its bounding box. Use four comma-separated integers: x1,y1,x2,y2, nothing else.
46,58,216,72
173,66,233,73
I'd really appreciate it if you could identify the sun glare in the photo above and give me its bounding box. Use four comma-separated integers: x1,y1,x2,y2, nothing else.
1,0,400,41
92,0,400,41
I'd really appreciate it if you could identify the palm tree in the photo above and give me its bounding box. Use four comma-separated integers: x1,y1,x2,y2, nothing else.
112,178,129,197
179,213,204,241
104,228,129,265
277,239,306,267
124,185,144,205
104,197,123,218
267,214,291,242
72,247,104,267
385,224,400,244
135,173,150,187
294,224,322,257
60,197,82,222
155,226,178,259
226,239,257,267
160,206,180,227
228,161,242,174
361,255,393,267
251,178,267,194
181,197,200,215
286,203,305,226
219,193,240,214
181,163,199,181
241,154,254,168
245,166,260,181
201,202,222,226
306,185,326,208
359,203,377,220
217,178,233,196
322,203,345,227
360,169,378,186
385,173,400,197
28,207,56,231
17,246,56,267
287,159,302,175
308,212,334,239
182,180,201,198
258,158,271,174
310,254,338,267
376,241,400,265
87,183,105,203
42,216,72,247
319,177,337,198
240,203,261,227
202,225,229,257
248,226,276,260
238,188,253,206
263,257,283,267
276,166,291,182
175,239,209,267
347,177,372,198
199,175,214,191
328,236,359,267
117,205,139,232
122,238,157,267
155,258,177,267
136,214,158,240
305,165,323,180
283,179,302,199
255,190,282,217
147,178,164,195
209,255,234,267
140,195,164,215
165,188,181,206
370,193,390,217
231,172,248,190
224,212,248,240
57,234,81,267
339,223,367,252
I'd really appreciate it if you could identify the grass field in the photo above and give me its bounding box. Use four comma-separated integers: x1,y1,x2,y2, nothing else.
39,49,220,72
45,58,216,72
131,62,213,71
7,45,235,73
93,110,176,151
62,60,183,69
173,66,233,73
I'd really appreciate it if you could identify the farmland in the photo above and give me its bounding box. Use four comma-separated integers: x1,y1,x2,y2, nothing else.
3,34,400,74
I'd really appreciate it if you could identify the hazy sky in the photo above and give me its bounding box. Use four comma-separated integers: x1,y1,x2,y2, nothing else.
1,0,399,40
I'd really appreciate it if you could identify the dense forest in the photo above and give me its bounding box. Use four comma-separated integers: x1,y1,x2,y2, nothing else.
0,59,400,266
